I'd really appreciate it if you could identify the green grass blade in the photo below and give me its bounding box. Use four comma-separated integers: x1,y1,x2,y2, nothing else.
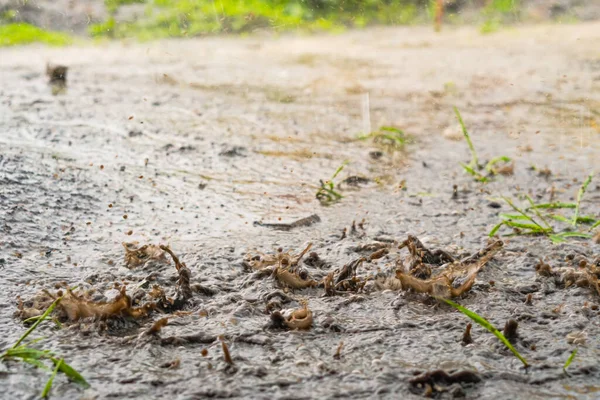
530,202,576,209
20,357,51,371
590,220,600,231
499,213,530,220
549,234,566,244
51,357,90,388
573,172,593,227
503,221,549,232
42,358,63,398
379,126,403,133
3,346,53,360
552,232,592,239
553,215,597,225
575,216,597,224
438,298,528,367
454,107,478,168
488,222,505,237
525,195,552,229
563,348,578,371
331,161,349,180
549,215,571,223
12,297,62,349
502,197,547,233
461,163,487,182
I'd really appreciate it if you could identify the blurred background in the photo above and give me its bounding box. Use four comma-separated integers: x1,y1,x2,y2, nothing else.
1,0,600,45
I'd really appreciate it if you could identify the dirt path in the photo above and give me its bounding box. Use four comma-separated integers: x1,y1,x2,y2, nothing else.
1,23,600,399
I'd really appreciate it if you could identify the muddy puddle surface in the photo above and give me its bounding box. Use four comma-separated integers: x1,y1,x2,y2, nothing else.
1,23,600,399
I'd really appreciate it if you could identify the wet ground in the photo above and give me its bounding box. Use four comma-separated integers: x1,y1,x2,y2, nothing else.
1,23,600,399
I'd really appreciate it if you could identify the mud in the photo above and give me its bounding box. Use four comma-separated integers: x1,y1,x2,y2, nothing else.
1,23,600,399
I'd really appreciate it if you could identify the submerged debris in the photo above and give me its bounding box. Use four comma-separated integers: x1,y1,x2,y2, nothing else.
269,300,313,330
409,369,481,397
123,242,168,268
243,243,312,271
535,257,600,297
395,238,503,298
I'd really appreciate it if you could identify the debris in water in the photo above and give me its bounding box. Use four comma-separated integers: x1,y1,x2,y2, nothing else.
535,258,600,297
503,319,519,341
123,242,168,268
253,214,321,231
396,239,503,298
333,341,344,359
462,323,473,345
160,245,193,308
269,300,313,330
220,337,234,365
566,331,587,345
46,63,67,94
274,266,318,289
409,369,481,397
243,243,312,271
146,317,169,335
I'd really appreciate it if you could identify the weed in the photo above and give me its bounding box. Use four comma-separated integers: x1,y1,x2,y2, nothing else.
316,161,348,205
0,23,72,47
454,107,512,182
1,296,89,398
438,298,528,368
489,174,596,243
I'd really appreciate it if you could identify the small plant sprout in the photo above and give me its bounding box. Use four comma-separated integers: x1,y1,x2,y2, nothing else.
357,126,408,153
453,107,512,182
438,298,528,368
563,348,578,373
572,172,593,227
489,173,596,243
1,296,89,398
316,161,348,205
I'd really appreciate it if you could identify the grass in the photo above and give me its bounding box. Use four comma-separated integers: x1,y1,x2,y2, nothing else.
316,161,348,205
438,297,528,368
0,23,72,47
454,107,512,182
489,174,596,243
357,126,408,153
1,296,89,398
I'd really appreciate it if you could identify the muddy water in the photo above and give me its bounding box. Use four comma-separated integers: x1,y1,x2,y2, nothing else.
1,23,600,399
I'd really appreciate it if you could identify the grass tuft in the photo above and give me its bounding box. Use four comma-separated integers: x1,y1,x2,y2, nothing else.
489,173,596,243
357,126,408,153
454,107,511,182
316,161,348,205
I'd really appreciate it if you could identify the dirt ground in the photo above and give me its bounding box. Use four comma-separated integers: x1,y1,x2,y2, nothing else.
1,23,600,399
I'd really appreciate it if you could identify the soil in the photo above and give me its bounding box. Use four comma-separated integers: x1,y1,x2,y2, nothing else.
1,22,600,399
